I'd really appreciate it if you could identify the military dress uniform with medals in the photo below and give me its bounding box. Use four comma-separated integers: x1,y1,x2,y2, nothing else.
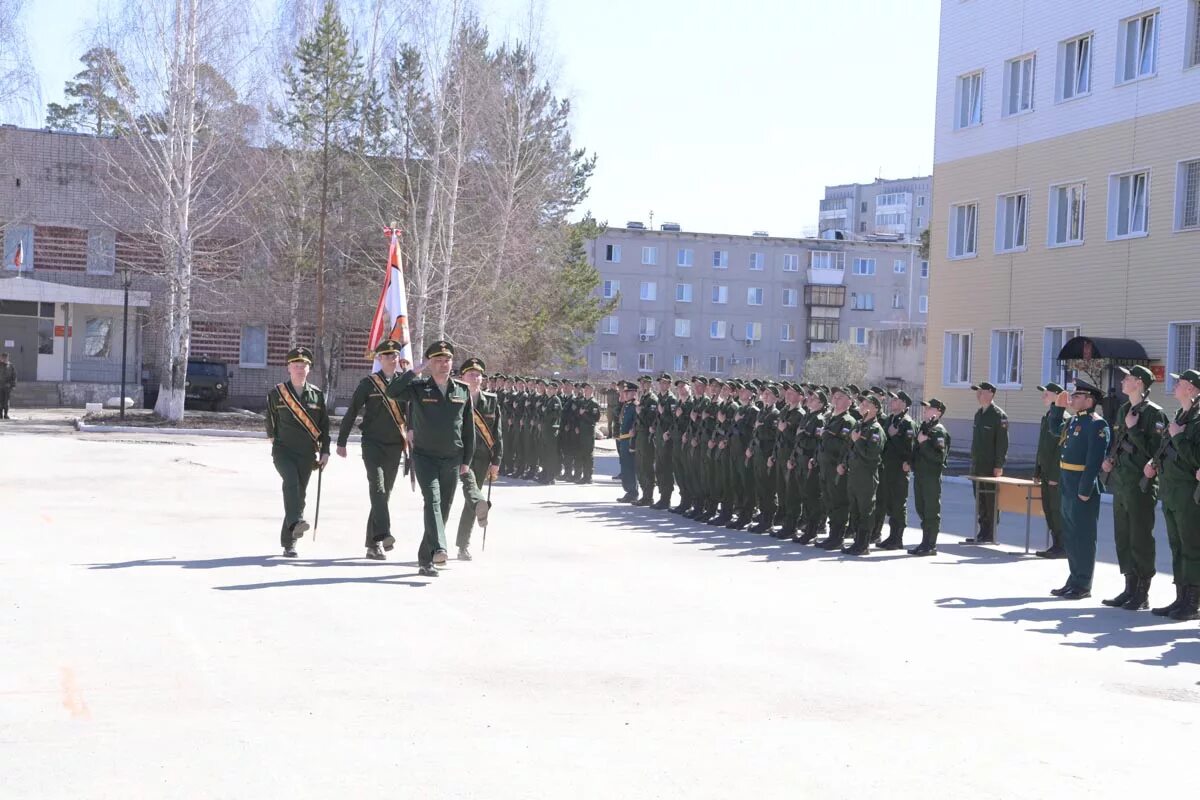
265,347,331,556
455,357,501,557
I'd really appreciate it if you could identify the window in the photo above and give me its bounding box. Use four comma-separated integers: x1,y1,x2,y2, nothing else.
711,285,728,304
600,352,618,371
675,282,693,302
1049,182,1086,246
779,358,796,377
808,318,839,342
810,251,845,270
1003,54,1036,116
86,229,116,275
749,252,764,270
996,192,1028,252
850,292,874,311
920,260,929,278
745,322,762,342
712,250,728,268
640,281,657,301
919,295,928,314
240,324,267,367
1190,1,1200,68
853,258,876,275
638,317,658,338
707,355,726,373
1043,326,1079,386
600,315,619,335
917,196,927,207
950,203,978,258
641,246,658,265
805,284,847,306
604,244,621,263
710,320,727,339
944,331,973,386
638,353,654,372
955,70,984,129
1109,171,1149,239
747,287,764,306
877,192,909,207
991,329,1023,387
38,318,53,354
894,259,906,274
1118,11,1158,83
3,224,32,272
782,253,799,272
673,354,691,372
677,248,693,267
876,213,908,227
674,318,691,338
1176,159,1200,230
892,292,903,309
781,323,796,342
83,317,113,357
1168,323,1200,387
602,279,619,299
916,216,923,227
1058,34,1092,101
782,288,798,307
849,327,869,346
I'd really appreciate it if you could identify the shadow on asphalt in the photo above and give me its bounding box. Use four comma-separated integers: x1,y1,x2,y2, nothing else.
212,571,429,591
84,555,406,570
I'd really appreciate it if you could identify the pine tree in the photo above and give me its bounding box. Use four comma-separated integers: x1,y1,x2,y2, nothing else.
45,47,133,135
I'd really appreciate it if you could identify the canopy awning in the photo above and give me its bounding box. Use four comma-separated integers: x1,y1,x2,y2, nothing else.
0,276,150,307
1056,335,1149,365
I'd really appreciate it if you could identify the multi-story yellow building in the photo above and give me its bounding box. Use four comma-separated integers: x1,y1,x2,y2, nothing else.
926,0,1200,454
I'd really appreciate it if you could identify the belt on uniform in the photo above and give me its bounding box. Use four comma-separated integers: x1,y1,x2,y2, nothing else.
1059,462,1086,472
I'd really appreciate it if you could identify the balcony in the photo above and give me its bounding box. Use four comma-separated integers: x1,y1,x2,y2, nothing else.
807,319,840,343
805,284,846,308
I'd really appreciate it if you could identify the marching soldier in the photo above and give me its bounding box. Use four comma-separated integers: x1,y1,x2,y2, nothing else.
1100,366,1166,610
385,340,475,578
909,398,950,556
1033,382,1068,559
265,347,330,557
816,387,856,550
454,357,499,561
336,339,409,560
615,381,639,503
1143,369,1200,620
841,393,885,555
575,382,602,483
968,381,1009,544
1048,381,1110,600
874,391,915,550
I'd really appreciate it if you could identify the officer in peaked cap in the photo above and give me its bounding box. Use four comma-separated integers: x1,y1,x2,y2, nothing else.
454,356,501,560
967,380,1009,544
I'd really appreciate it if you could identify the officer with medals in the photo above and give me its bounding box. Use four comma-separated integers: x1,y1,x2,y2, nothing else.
335,339,409,560
454,357,499,561
386,340,476,577
265,347,330,557
1048,380,1110,600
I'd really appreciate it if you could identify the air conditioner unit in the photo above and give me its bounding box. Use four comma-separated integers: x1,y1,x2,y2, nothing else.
639,334,650,341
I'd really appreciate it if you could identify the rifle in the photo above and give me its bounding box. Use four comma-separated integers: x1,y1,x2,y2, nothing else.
1142,395,1200,492
838,420,857,482
1101,402,1140,488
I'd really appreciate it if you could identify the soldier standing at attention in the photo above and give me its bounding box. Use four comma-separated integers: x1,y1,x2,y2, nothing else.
386,340,475,578
1048,381,1110,600
795,388,828,544
615,381,639,503
633,375,658,505
336,339,409,560
652,372,677,510
265,347,330,558
875,391,915,550
1033,382,1068,559
539,379,563,484
816,387,857,550
909,398,950,556
669,379,693,510
454,357,499,561
0,351,15,418
1100,366,1166,610
841,393,886,556
575,382,602,483
728,381,759,530
968,381,1009,544
1143,370,1200,620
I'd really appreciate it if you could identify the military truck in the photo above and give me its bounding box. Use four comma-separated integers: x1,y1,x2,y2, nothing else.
185,358,232,411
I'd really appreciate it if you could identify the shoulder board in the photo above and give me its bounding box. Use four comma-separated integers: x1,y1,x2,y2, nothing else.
482,390,496,399
452,378,469,388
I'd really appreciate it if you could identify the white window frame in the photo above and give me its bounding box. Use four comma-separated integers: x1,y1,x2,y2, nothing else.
602,279,619,299
745,322,762,342
712,250,728,269
238,324,267,368
949,202,979,259
810,251,845,270
850,292,874,311
604,244,621,263
710,320,727,340
849,327,869,347
673,354,690,373
677,248,694,267
920,260,929,278
894,259,906,274
675,282,693,303
955,70,984,129
995,191,1029,253
1189,1,1200,69
892,292,903,310
639,280,658,301
1042,325,1080,386
1057,33,1093,102
782,288,798,308
781,323,796,342
749,252,764,271
1117,11,1159,84
600,351,618,372
747,287,764,306
1048,182,1086,247
1175,158,1200,231
1107,169,1150,240
638,353,654,372
782,253,799,272
919,295,928,314
943,331,973,387
1167,321,1200,389
1002,53,1036,117
852,257,876,276
674,318,691,338
990,329,1024,388
641,246,658,265
638,317,658,338
707,355,726,374
712,285,728,305
779,357,796,377
86,229,116,275
600,315,619,335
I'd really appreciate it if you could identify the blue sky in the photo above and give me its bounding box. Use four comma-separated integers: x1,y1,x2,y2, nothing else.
19,0,940,237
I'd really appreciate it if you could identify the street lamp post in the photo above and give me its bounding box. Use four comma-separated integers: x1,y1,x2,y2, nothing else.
119,266,131,420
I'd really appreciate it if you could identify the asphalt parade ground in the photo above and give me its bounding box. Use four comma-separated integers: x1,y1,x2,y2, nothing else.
1,410,1196,798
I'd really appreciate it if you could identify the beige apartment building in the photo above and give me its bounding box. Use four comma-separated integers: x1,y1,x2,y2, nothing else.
926,0,1200,455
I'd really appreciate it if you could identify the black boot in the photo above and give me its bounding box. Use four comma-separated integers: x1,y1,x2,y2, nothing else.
651,496,672,510
774,521,796,540
817,528,845,550
712,507,733,526
908,530,937,556
727,513,750,531
1170,585,1200,621
796,523,819,545
1102,574,1136,608
877,524,904,550
1122,576,1152,611
669,499,688,514
869,527,883,545
1151,584,1184,617
842,528,870,556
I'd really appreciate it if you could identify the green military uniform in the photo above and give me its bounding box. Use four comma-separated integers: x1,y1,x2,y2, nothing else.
265,347,331,555
559,385,576,480
456,358,502,556
874,392,915,549
653,376,678,510
386,340,476,576
969,384,1009,544
728,385,760,529
633,380,658,504
539,386,562,484
774,392,806,538
1151,370,1200,620
669,381,693,511
500,378,517,476
748,386,780,532
795,391,828,543
816,390,856,550
910,398,950,555
336,339,410,559
844,399,886,555
0,355,15,418
1034,382,1068,558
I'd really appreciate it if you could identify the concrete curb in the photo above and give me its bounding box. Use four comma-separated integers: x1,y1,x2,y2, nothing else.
942,474,1114,504
74,418,364,443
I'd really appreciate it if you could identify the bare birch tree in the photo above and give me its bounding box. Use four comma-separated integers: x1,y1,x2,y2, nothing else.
0,0,38,116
